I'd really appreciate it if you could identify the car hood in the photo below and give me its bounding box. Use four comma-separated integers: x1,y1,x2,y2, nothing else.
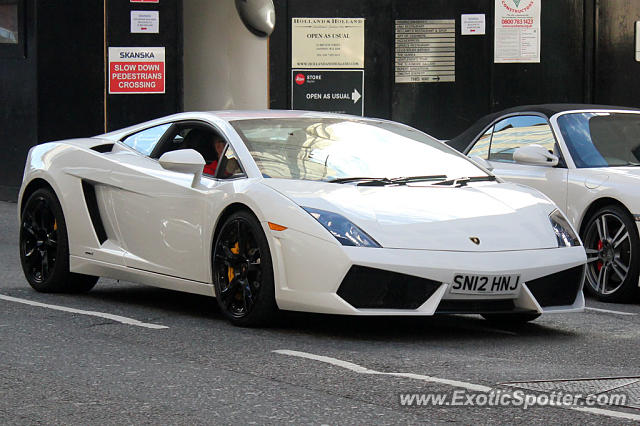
262,179,562,251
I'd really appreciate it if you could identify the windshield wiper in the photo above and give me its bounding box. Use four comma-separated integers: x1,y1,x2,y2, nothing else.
327,177,393,184
432,175,497,187
347,175,450,186
328,175,449,186
358,175,447,186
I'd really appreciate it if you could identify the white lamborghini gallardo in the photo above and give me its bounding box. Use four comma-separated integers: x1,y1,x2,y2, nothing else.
18,111,586,326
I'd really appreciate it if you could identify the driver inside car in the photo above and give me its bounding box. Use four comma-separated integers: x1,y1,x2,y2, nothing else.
203,137,227,175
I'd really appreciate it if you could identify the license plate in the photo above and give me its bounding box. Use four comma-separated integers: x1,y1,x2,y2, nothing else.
450,273,521,295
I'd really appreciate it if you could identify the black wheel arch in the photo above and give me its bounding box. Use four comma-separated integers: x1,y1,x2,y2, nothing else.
20,178,58,218
579,197,636,236
210,203,264,277
209,204,279,325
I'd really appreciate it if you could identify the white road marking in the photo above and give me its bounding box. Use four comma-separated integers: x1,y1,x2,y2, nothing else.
274,349,640,422
273,349,491,392
571,406,640,421
585,307,637,316
0,294,168,329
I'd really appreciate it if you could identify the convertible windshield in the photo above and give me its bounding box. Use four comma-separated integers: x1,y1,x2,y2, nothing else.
558,112,640,168
230,118,486,181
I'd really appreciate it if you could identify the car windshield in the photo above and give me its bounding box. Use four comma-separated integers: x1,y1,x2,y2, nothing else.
558,112,640,168
230,118,486,181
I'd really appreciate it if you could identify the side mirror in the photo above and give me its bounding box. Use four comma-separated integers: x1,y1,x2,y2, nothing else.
159,149,206,187
513,144,559,167
469,155,494,171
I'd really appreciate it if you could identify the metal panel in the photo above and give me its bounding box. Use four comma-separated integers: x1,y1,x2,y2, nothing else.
269,0,392,120
391,0,492,139
106,0,183,131
270,0,590,140
491,0,585,110
37,1,104,143
0,0,36,201
594,0,640,106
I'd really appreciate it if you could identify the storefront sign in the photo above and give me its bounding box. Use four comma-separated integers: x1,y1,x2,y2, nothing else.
131,11,159,34
395,19,455,83
108,47,165,94
291,70,363,116
636,21,640,62
462,14,486,35
291,18,364,68
494,0,541,63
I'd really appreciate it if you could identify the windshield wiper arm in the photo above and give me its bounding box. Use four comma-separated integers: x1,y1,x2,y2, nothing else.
386,175,447,185
329,175,450,186
432,175,497,187
327,177,392,184
357,175,448,186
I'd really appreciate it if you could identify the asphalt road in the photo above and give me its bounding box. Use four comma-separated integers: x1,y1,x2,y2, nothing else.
1,200,640,424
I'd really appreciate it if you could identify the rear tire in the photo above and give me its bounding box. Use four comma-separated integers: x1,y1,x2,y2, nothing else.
19,188,98,293
212,210,278,326
581,205,640,302
481,313,541,324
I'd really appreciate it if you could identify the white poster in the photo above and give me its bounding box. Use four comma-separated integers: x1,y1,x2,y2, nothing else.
131,11,159,34
461,14,486,35
291,18,365,68
636,21,640,62
494,0,540,63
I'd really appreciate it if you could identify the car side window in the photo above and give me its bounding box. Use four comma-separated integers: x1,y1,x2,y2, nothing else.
468,127,493,159
488,115,555,163
216,144,244,179
121,123,172,156
151,127,188,158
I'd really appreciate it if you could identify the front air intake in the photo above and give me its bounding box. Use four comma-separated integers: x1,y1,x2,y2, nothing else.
337,266,441,309
525,266,584,307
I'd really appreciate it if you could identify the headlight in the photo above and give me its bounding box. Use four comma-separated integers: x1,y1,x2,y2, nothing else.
303,207,381,248
549,209,580,247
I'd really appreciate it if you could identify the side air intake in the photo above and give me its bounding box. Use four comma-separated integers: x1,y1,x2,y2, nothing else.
81,181,108,244
90,143,114,153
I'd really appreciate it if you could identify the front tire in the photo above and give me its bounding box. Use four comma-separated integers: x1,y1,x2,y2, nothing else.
19,188,98,293
582,205,640,302
212,210,277,326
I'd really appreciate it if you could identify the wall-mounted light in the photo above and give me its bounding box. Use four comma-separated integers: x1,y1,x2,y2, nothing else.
235,0,275,37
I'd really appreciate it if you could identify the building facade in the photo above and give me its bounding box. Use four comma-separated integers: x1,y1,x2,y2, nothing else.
1,0,639,200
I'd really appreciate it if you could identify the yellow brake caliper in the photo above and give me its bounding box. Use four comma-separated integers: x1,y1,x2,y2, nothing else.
227,242,240,282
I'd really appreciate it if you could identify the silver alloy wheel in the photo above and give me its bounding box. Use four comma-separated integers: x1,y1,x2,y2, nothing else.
584,212,632,295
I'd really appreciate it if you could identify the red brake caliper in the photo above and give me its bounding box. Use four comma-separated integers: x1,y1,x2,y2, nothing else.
597,240,604,271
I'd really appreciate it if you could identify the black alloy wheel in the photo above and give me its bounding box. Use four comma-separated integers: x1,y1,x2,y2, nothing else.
21,193,58,284
19,188,98,293
212,210,277,326
582,205,639,302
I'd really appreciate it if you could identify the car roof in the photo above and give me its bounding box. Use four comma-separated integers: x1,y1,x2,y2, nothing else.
447,103,640,152
99,109,379,141
204,109,358,121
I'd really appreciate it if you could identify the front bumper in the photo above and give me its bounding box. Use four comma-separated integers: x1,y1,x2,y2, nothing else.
271,228,586,316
